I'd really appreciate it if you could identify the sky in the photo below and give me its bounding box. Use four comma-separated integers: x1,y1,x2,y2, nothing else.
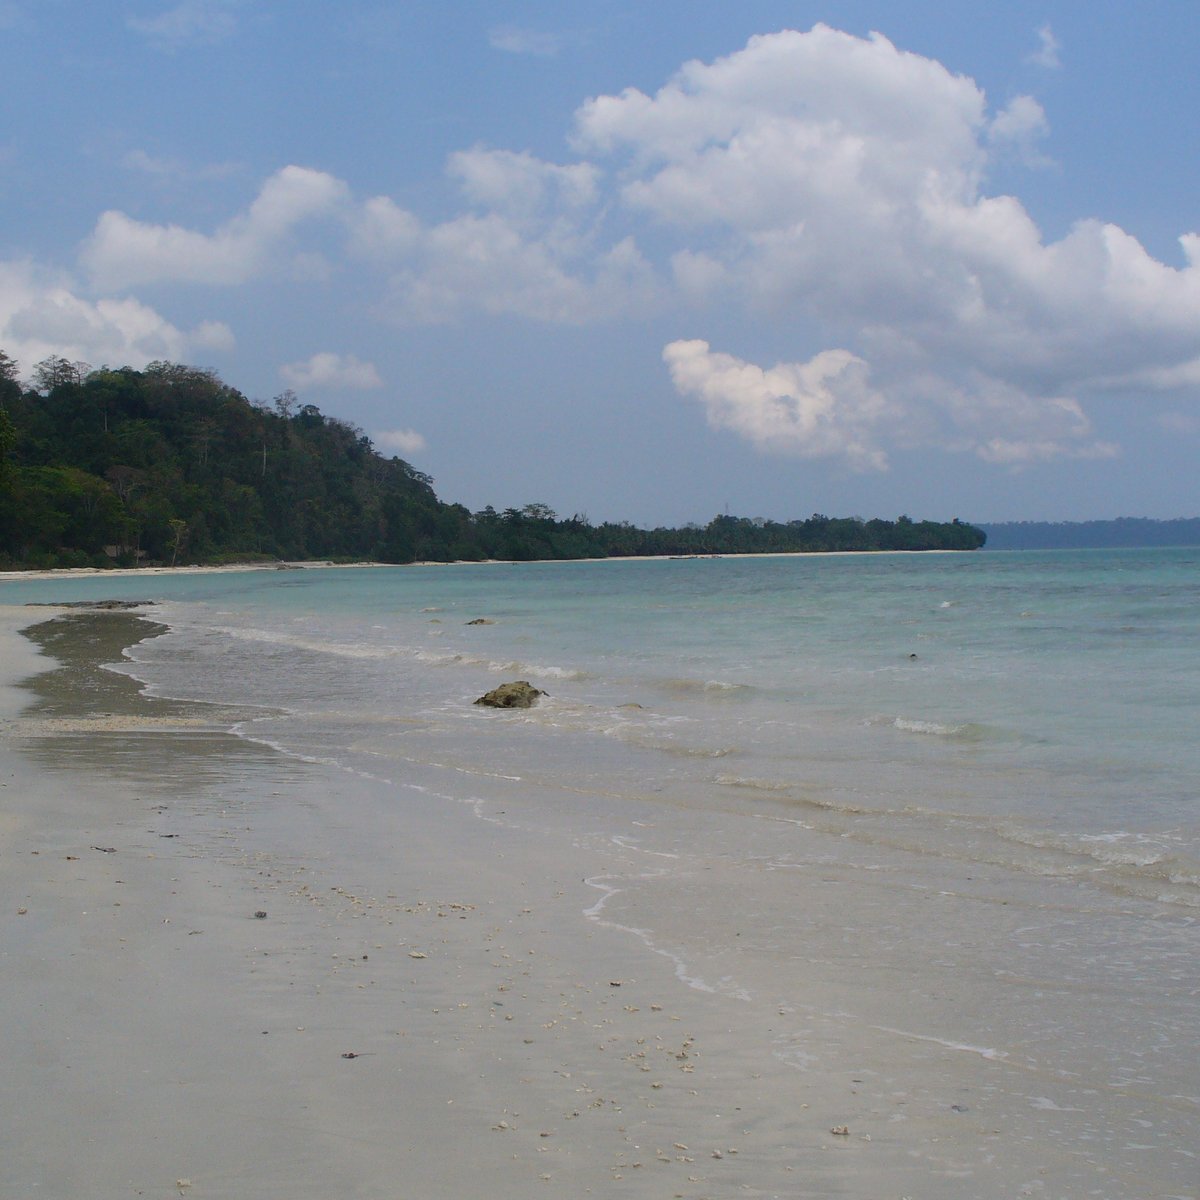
2,1,1198,525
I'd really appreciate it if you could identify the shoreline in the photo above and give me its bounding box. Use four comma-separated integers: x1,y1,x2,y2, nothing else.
3,606,895,1198
5,599,1194,1198
0,546,964,585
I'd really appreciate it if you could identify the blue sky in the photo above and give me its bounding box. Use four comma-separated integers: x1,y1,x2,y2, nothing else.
2,1,1198,524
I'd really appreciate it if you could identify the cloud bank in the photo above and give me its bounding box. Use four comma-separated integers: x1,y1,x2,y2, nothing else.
32,25,1200,467
280,352,382,391
0,259,232,375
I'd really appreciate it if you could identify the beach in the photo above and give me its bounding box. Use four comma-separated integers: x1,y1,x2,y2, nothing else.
2,553,1197,1198
1,606,890,1199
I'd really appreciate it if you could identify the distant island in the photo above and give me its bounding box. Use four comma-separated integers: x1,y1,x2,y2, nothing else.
0,352,984,568
980,519,1200,551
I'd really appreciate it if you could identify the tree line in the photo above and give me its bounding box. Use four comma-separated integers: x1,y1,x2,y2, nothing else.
0,351,984,568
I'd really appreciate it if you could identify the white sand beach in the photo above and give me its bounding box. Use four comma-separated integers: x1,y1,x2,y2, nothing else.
3,596,1195,1199
1,605,888,1199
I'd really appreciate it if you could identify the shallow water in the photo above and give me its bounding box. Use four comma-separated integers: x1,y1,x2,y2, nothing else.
5,548,1199,1196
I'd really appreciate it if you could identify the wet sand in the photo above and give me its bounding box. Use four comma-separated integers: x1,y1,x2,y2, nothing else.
3,606,1192,1198
1,607,885,1199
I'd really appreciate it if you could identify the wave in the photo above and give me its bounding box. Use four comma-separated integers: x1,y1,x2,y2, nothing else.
210,628,593,684
609,724,737,758
653,676,754,698
213,624,406,660
872,714,992,741
998,823,1200,904
713,773,793,794
492,659,590,681
738,785,1200,909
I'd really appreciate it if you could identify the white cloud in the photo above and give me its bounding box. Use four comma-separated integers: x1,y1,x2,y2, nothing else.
81,165,350,288
280,352,382,391
989,94,1051,166
569,26,1200,462
664,338,894,470
0,259,233,373
350,156,638,324
373,211,658,324
350,196,422,258
383,212,593,323
127,0,238,50
928,374,1118,463
122,148,239,182
488,26,561,57
374,428,427,455
1028,25,1061,70
449,147,600,218
976,437,1118,466
31,25,1199,470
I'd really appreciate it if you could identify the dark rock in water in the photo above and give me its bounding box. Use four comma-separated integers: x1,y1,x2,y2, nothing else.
465,617,495,625
26,599,154,609
474,680,546,709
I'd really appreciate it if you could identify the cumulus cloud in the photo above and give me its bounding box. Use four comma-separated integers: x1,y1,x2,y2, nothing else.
988,94,1051,165
571,26,1200,462
374,428,427,455
34,25,1199,469
127,0,238,50
368,210,658,324
81,165,350,288
0,259,232,373
280,352,382,391
664,339,894,470
449,147,600,218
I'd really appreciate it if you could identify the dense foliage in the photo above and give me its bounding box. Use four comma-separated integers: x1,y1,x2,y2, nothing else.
0,353,984,567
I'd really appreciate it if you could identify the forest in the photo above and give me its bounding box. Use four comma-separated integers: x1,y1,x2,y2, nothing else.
0,352,985,567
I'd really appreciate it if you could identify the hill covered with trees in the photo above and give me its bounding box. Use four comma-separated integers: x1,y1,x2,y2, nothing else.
0,352,985,567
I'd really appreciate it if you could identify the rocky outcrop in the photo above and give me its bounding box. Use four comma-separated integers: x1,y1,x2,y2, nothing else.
25,599,154,609
474,681,546,709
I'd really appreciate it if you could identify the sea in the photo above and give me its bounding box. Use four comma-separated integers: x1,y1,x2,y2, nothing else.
4,547,1198,1195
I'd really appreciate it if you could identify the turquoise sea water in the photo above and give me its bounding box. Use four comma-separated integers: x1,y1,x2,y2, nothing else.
8,549,1199,905
5,548,1199,1193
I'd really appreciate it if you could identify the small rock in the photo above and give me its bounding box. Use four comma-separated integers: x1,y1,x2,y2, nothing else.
474,681,546,709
